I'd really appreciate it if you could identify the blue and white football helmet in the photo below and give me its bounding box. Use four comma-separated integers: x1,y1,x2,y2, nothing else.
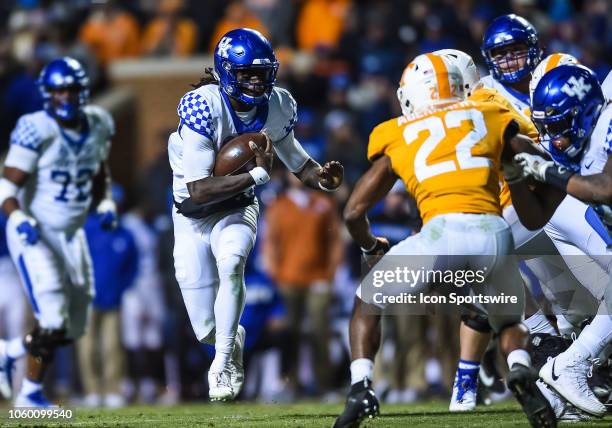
531,64,605,166
38,57,89,121
213,28,279,106
481,14,541,84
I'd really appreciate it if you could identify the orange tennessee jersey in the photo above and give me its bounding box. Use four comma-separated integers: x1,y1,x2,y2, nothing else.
367,100,517,225
469,87,538,210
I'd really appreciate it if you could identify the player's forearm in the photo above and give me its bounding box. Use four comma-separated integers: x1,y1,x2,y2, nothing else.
1,197,20,217
344,209,377,250
566,173,612,205
507,180,558,230
103,162,112,200
187,174,256,204
294,159,322,190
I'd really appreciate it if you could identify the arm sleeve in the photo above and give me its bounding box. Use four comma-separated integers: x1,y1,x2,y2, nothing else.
5,116,43,173
181,124,216,182
273,130,311,172
99,108,115,161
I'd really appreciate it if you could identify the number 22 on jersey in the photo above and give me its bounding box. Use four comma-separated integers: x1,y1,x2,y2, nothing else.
403,109,491,182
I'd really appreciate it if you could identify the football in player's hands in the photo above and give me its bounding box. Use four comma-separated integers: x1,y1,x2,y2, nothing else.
213,132,268,176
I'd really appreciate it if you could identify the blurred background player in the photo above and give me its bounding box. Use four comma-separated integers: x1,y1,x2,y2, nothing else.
0,57,117,407
262,171,343,397
335,53,555,428
79,184,139,408
0,213,27,401
168,28,343,401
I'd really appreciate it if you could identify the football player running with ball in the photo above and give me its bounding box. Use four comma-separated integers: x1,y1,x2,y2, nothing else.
167,28,343,401
334,53,556,428
0,57,117,407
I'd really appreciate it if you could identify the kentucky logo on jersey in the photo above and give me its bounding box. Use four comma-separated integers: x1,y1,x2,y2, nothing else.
561,76,591,100
217,37,233,58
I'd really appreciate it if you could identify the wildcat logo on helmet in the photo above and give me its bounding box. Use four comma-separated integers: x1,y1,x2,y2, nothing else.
561,76,592,101
217,37,233,58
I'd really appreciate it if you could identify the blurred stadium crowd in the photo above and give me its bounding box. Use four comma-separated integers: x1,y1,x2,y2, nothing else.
0,0,610,407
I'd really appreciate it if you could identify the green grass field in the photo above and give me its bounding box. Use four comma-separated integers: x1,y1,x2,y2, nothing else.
3,401,611,427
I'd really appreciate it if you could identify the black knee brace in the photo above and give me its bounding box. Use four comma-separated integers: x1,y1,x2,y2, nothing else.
24,327,72,363
461,313,492,333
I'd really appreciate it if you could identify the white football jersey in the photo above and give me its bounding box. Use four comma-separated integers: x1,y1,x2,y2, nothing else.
578,103,612,176
479,75,532,120
168,84,309,203
5,106,113,231
602,70,612,101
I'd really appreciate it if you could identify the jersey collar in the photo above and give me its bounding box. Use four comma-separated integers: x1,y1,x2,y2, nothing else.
500,82,530,106
220,88,269,134
58,113,90,155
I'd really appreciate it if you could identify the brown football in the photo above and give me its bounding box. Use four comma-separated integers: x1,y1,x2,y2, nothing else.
213,132,268,176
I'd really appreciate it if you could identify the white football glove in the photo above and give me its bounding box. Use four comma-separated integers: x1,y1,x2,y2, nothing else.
96,198,118,230
513,153,554,182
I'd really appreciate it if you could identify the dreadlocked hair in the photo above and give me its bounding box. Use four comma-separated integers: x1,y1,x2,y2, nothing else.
191,67,219,89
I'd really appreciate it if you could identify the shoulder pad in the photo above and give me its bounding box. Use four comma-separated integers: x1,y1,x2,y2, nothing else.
177,91,214,139
10,113,46,152
367,117,402,161
598,104,612,154
85,105,115,138
268,87,297,141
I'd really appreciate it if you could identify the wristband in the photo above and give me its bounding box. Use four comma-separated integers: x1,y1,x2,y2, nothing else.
8,209,29,226
249,166,270,186
318,181,338,192
0,178,18,207
543,164,574,191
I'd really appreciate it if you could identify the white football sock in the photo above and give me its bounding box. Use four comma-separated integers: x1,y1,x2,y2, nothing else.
7,337,26,359
21,378,42,396
507,349,531,369
210,255,246,373
568,314,612,360
350,358,374,385
524,310,557,335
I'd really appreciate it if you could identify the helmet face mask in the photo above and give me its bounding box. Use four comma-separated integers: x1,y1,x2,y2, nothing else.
490,43,529,78
214,29,279,107
481,14,541,84
39,57,89,122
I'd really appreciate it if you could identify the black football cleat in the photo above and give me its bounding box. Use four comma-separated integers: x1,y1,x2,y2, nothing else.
333,378,380,428
507,364,557,428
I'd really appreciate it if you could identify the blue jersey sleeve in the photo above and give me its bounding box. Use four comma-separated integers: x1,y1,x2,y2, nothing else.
177,92,214,139
10,115,43,152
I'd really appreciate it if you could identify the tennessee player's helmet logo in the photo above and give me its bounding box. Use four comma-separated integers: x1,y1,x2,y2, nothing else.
397,53,464,118
529,53,578,103
434,49,481,97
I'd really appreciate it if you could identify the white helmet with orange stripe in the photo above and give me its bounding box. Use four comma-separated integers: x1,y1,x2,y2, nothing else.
529,53,578,103
397,53,464,117
434,49,480,97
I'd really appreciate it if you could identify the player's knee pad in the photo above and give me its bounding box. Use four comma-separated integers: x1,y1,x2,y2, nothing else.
24,326,72,362
216,254,246,278
461,313,492,333
493,319,526,337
